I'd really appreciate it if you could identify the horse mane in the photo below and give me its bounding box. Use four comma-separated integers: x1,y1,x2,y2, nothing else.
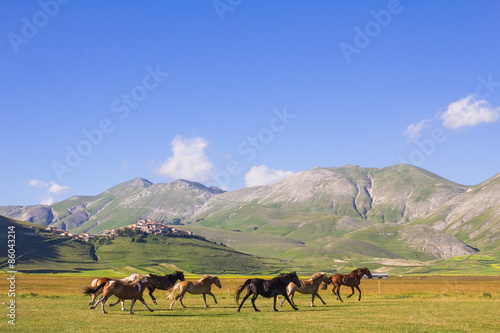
272,272,297,280
119,273,150,284
198,274,217,282
308,272,326,281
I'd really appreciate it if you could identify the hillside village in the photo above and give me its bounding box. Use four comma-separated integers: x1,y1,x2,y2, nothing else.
45,219,194,241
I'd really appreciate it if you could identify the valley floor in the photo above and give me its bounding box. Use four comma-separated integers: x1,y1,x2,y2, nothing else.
1,274,499,332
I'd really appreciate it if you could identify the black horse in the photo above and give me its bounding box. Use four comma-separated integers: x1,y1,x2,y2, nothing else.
235,272,301,312
147,271,185,305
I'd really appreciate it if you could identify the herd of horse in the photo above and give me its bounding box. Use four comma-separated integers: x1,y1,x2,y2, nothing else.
83,267,372,315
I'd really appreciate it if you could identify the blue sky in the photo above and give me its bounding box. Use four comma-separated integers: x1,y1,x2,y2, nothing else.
1,0,499,206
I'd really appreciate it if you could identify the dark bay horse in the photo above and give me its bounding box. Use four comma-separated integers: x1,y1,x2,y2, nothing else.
147,271,185,305
324,267,372,302
235,272,301,312
84,275,156,314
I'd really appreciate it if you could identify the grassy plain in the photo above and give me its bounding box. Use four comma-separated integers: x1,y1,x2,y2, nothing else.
1,274,499,332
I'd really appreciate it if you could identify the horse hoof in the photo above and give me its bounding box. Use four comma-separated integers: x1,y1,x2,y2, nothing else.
150,309,154,312
294,308,299,311
102,312,108,315
130,312,135,315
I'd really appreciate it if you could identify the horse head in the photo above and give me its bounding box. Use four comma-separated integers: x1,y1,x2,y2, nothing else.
174,271,185,282
214,276,222,289
362,267,372,279
289,271,301,286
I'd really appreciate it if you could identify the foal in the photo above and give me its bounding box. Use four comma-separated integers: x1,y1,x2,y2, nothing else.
84,275,155,314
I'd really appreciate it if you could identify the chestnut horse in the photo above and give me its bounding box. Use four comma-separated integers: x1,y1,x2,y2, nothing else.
86,273,153,307
84,275,156,314
235,272,301,312
167,275,222,309
280,272,331,307
324,267,372,302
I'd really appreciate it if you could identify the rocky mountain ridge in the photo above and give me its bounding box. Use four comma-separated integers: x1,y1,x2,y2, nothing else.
1,164,499,264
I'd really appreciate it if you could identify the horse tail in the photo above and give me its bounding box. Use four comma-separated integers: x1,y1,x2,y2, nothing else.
90,278,99,288
83,281,107,294
166,282,181,301
235,279,251,304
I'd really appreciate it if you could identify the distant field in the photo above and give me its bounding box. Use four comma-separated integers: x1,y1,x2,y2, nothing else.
1,274,499,332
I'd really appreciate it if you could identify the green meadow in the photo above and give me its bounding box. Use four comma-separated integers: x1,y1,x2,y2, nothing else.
1,274,499,332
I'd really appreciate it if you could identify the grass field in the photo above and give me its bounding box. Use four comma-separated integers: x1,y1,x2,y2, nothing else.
1,274,499,332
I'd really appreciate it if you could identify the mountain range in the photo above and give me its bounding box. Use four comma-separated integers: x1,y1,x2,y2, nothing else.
2,164,499,274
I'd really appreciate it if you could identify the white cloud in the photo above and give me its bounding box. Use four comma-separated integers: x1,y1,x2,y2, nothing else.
441,94,499,130
28,179,70,203
245,165,293,187
154,135,215,183
28,179,49,188
39,196,54,206
47,183,70,195
402,118,429,140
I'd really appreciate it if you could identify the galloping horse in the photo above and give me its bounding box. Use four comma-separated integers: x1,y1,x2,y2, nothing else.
146,271,185,305
280,272,331,307
86,273,153,307
235,272,301,312
324,267,372,302
84,275,156,314
167,275,222,309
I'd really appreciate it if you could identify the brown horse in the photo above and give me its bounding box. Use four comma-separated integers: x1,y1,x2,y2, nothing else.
86,273,156,307
280,272,331,307
84,275,156,314
324,267,372,302
167,275,222,309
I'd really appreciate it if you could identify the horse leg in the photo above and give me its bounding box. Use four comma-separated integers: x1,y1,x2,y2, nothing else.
90,296,102,309
347,286,355,299
311,293,315,307
273,295,279,312
94,295,108,314
148,285,157,305
283,293,298,311
89,288,102,306
121,300,127,312
129,299,136,315
108,298,121,307
315,292,327,305
207,291,218,305
139,296,154,312
335,285,343,302
289,291,296,307
250,294,260,312
178,292,187,308
203,294,209,308
237,292,252,312
355,285,362,301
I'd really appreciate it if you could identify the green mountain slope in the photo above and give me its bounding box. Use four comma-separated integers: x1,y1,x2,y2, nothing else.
0,215,105,273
